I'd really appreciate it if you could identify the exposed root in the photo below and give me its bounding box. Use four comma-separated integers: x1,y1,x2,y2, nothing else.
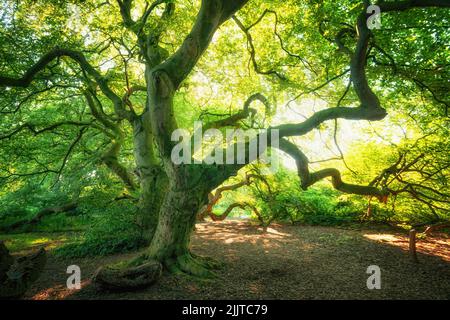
163,257,184,276
177,254,216,278
92,259,162,292
93,251,223,291
191,253,224,270
162,252,222,279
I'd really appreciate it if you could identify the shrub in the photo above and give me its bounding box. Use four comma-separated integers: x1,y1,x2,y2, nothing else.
55,200,146,258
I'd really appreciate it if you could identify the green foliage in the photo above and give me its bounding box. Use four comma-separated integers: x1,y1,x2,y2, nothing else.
251,170,361,226
0,182,74,232
228,156,447,227
0,232,72,253
55,199,145,258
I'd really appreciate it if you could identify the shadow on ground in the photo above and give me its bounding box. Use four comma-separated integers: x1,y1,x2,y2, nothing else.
24,221,450,300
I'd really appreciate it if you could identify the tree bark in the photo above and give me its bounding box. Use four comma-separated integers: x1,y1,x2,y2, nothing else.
133,115,168,241
409,229,418,262
145,167,217,277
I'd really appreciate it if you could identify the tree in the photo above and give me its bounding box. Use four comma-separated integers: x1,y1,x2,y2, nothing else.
0,0,448,289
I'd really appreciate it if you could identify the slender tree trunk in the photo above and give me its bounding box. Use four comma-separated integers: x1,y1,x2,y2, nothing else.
409,229,418,262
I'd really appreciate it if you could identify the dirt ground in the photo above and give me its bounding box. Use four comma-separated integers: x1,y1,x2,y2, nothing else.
23,221,450,300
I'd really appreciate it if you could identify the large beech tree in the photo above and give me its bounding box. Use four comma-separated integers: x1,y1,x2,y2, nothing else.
0,0,448,288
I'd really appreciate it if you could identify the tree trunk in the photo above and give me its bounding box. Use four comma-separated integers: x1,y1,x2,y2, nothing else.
145,171,218,277
409,229,418,262
92,168,220,289
133,115,168,242
147,187,198,259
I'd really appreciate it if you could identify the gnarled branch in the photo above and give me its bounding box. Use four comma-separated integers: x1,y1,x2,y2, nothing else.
204,93,270,129
0,48,132,120
277,138,387,199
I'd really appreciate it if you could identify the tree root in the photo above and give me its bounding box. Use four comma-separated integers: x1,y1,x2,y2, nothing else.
92,259,162,292
0,242,47,298
92,252,223,291
191,253,224,270
162,252,223,279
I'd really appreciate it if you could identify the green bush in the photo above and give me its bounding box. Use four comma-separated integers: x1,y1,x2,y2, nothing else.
55,200,146,258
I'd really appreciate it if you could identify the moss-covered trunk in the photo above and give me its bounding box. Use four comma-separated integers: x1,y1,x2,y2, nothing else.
145,166,219,276
147,186,198,260
133,114,168,242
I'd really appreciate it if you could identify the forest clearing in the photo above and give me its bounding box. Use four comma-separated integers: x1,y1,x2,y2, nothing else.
2,221,449,300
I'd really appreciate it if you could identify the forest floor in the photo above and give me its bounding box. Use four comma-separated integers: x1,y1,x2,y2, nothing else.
8,220,450,300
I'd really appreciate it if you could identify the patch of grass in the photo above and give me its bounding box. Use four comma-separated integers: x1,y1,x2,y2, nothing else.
54,233,146,258
0,232,77,253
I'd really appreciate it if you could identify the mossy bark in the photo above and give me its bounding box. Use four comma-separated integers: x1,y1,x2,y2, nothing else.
133,114,168,242
145,165,221,277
